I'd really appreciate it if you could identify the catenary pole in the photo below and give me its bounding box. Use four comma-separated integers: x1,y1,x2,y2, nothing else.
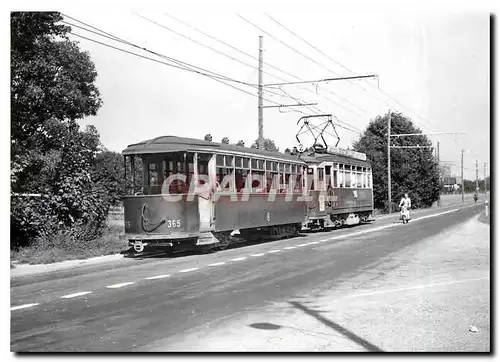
258,36,263,149
387,110,391,213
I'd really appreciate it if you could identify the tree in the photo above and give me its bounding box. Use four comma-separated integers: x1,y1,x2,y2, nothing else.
11,12,105,248
251,138,279,152
204,134,212,142
352,112,440,210
221,137,230,144
91,150,143,205
236,140,245,147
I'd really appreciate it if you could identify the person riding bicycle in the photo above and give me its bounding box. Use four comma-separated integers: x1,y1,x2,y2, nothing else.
399,193,412,221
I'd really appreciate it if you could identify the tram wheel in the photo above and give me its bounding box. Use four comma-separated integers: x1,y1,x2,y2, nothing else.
214,232,232,250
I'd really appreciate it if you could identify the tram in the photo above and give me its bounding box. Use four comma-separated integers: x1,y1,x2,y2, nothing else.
122,136,307,253
121,135,374,253
299,144,374,229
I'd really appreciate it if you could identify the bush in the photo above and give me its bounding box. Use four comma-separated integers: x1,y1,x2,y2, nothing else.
12,223,128,264
10,179,111,250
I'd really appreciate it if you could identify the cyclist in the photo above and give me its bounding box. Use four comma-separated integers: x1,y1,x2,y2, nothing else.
399,193,412,222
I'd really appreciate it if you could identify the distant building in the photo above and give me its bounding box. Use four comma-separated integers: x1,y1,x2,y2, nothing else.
443,176,462,194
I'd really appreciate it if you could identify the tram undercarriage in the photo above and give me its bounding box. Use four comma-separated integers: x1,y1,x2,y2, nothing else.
128,222,303,255
303,211,373,230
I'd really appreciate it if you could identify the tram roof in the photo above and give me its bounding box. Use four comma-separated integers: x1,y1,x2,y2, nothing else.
300,153,372,167
122,135,304,163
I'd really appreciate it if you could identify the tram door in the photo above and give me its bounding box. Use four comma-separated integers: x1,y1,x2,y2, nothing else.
317,166,326,212
197,153,215,232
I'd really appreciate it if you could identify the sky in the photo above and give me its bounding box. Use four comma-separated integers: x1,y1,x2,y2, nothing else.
23,2,492,180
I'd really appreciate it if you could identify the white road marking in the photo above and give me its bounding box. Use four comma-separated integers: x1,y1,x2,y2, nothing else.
284,246,297,250
297,243,308,247
309,241,320,245
346,276,489,299
146,274,171,280
326,208,461,243
268,250,281,253
106,282,135,289
230,257,247,261
208,262,226,267
11,303,39,311
179,268,200,273
61,291,92,299
319,239,329,242
250,253,265,257
413,208,459,221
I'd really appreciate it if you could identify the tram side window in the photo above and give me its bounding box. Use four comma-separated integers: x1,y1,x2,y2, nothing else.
367,169,372,188
265,161,279,192
338,164,344,188
197,154,210,185
296,172,303,193
307,167,315,191
278,163,285,192
344,165,351,188
282,173,291,193
235,156,250,192
217,167,233,191
264,161,271,193
318,167,325,191
251,158,265,192
333,165,338,188
290,164,302,193
162,155,190,194
147,162,159,194
215,153,234,191
186,162,194,188
325,165,332,189
235,169,248,192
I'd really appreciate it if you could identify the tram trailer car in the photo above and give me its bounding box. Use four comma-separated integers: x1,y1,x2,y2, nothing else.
121,136,307,253
299,147,374,229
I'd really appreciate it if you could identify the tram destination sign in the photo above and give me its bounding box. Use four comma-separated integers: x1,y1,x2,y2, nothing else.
327,146,367,161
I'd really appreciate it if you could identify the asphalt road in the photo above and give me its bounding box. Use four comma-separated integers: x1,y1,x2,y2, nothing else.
11,202,487,352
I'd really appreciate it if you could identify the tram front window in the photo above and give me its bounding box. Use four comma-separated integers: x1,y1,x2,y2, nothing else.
143,152,194,195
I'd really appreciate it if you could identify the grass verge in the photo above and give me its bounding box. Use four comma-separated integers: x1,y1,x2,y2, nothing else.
11,223,129,265
477,208,490,225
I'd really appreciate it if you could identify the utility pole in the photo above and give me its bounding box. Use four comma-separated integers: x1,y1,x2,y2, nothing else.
389,132,465,206
475,160,479,195
461,149,464,203
485,162,489,216
258,36,264,150
484,162,487,194
437,141,440,206
387,110,392,214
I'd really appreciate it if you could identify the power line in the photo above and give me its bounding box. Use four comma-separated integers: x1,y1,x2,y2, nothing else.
160,13,368,119
276,86,362,134
63,15,298,103
266,14,406,112
265,13,389,101
237,14,369,115
264,74,378,87
263,13,443,133
136,13,300,86
68,32,284,106
132,13,322,104
164,11,369,116
62,19,255,87
276,87,324,115
163,12,309,84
